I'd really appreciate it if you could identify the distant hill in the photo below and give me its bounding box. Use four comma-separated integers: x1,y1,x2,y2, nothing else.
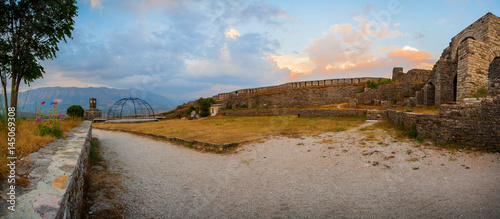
7,87,175,114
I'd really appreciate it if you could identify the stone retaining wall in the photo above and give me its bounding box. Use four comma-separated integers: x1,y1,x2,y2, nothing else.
387,97,500,150
220,108,366,118
3,121,92,219
94,128,251,152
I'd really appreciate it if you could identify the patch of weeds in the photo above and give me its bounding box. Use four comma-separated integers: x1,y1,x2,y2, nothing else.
406,149,413,155
372,161,379,166
407,157,419,162
415,136,424,143
89,138,103,164
241,158,254,165
449,158,457,161
408,123,417,139
327,146,334,149
406,109,412,112
342,150,348,153
377,141,384,145
185,142,194,148
297,143,304,146
384,164,391,169
412,167,419,170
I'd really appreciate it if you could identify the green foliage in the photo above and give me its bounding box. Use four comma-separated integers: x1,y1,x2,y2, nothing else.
199,111,211,117
240,104,247,108
185,105,196,115
89,138,103,164
162,110,175,116
355,88,364,93
37,124,63,138
409,123,417,138
227,103,232,109
36,101,64,138
67,105,84,118
0,0,78,115
196,97,214,117
471,87,488,98
367,78,392,89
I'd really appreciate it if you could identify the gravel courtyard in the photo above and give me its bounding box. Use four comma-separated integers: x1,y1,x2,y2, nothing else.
90,121,500,218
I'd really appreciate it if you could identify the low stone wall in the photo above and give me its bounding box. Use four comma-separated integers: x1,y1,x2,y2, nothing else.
220,108,366,118
387,97,500,150
95,127,266,152
356,84,425,105
3,121,92,218
366,110,388,120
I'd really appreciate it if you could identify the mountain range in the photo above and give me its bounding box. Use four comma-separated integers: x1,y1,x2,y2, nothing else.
4,87,176,114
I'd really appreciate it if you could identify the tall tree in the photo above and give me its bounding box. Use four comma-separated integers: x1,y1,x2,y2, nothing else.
0,0,77,116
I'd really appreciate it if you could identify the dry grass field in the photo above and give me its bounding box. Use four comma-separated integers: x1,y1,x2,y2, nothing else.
93,116,366,144
0,119,83,179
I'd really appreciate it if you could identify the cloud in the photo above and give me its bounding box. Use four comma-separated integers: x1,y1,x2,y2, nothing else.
271,54,316,78
271,14,435,80
225,29,241,39
90,0,103,10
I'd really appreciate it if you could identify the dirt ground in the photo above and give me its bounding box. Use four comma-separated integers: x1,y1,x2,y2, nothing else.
87,121,500,218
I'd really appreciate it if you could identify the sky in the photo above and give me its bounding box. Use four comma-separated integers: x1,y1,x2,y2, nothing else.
21,0,500,103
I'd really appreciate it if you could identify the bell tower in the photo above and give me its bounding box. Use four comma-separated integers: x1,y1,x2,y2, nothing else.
89,98,96,109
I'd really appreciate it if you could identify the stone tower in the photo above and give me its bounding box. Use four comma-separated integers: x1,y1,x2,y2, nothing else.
89,98,96,109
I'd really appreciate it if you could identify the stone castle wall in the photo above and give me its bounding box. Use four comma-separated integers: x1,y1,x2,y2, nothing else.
488,57,500,96
213,77,383,102
226,84,366,109
392,67,432,84
388,97,500,150
356,83,424,105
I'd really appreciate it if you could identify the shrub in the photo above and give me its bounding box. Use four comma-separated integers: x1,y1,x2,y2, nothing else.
240,104,247,108
67,105,84,118
196,97,214,117
199,111,211,117
185,105,196,115
409,123,417,138
367,78,392,89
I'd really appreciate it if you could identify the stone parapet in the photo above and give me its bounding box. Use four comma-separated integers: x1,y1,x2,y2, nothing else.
2,121,92,219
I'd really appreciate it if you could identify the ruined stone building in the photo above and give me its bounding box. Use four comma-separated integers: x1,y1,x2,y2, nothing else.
428,12,500,105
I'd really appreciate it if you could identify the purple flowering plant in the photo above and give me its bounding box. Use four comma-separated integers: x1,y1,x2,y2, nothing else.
35,100,64,138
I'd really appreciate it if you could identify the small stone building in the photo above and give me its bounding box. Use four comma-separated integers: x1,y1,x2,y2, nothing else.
84,98,102,120
210,104,225,116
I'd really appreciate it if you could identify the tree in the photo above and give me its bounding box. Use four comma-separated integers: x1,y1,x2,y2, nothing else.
66,105,83,118
0,0,78,116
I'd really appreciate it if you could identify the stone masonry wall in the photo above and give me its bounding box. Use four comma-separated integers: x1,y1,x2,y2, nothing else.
356,84,424,105
434,58,457,105
213,77,383,102
387,97,500,150
3,121,92,219
392,67,432,84
456,38,493,100
489,57,500,97
226,85,366,108
220,108,366,118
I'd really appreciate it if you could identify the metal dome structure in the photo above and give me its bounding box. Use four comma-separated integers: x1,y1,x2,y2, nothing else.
107,97,155,119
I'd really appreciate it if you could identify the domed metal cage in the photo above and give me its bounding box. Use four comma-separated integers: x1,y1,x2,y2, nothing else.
107,97,155,119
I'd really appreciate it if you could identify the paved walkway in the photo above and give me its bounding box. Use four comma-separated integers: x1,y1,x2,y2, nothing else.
91,123,500,218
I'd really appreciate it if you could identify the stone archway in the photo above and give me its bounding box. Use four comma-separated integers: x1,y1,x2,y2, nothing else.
451,31,481,62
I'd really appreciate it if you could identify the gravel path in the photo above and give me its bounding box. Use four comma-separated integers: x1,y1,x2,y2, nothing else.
92,121,500,218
